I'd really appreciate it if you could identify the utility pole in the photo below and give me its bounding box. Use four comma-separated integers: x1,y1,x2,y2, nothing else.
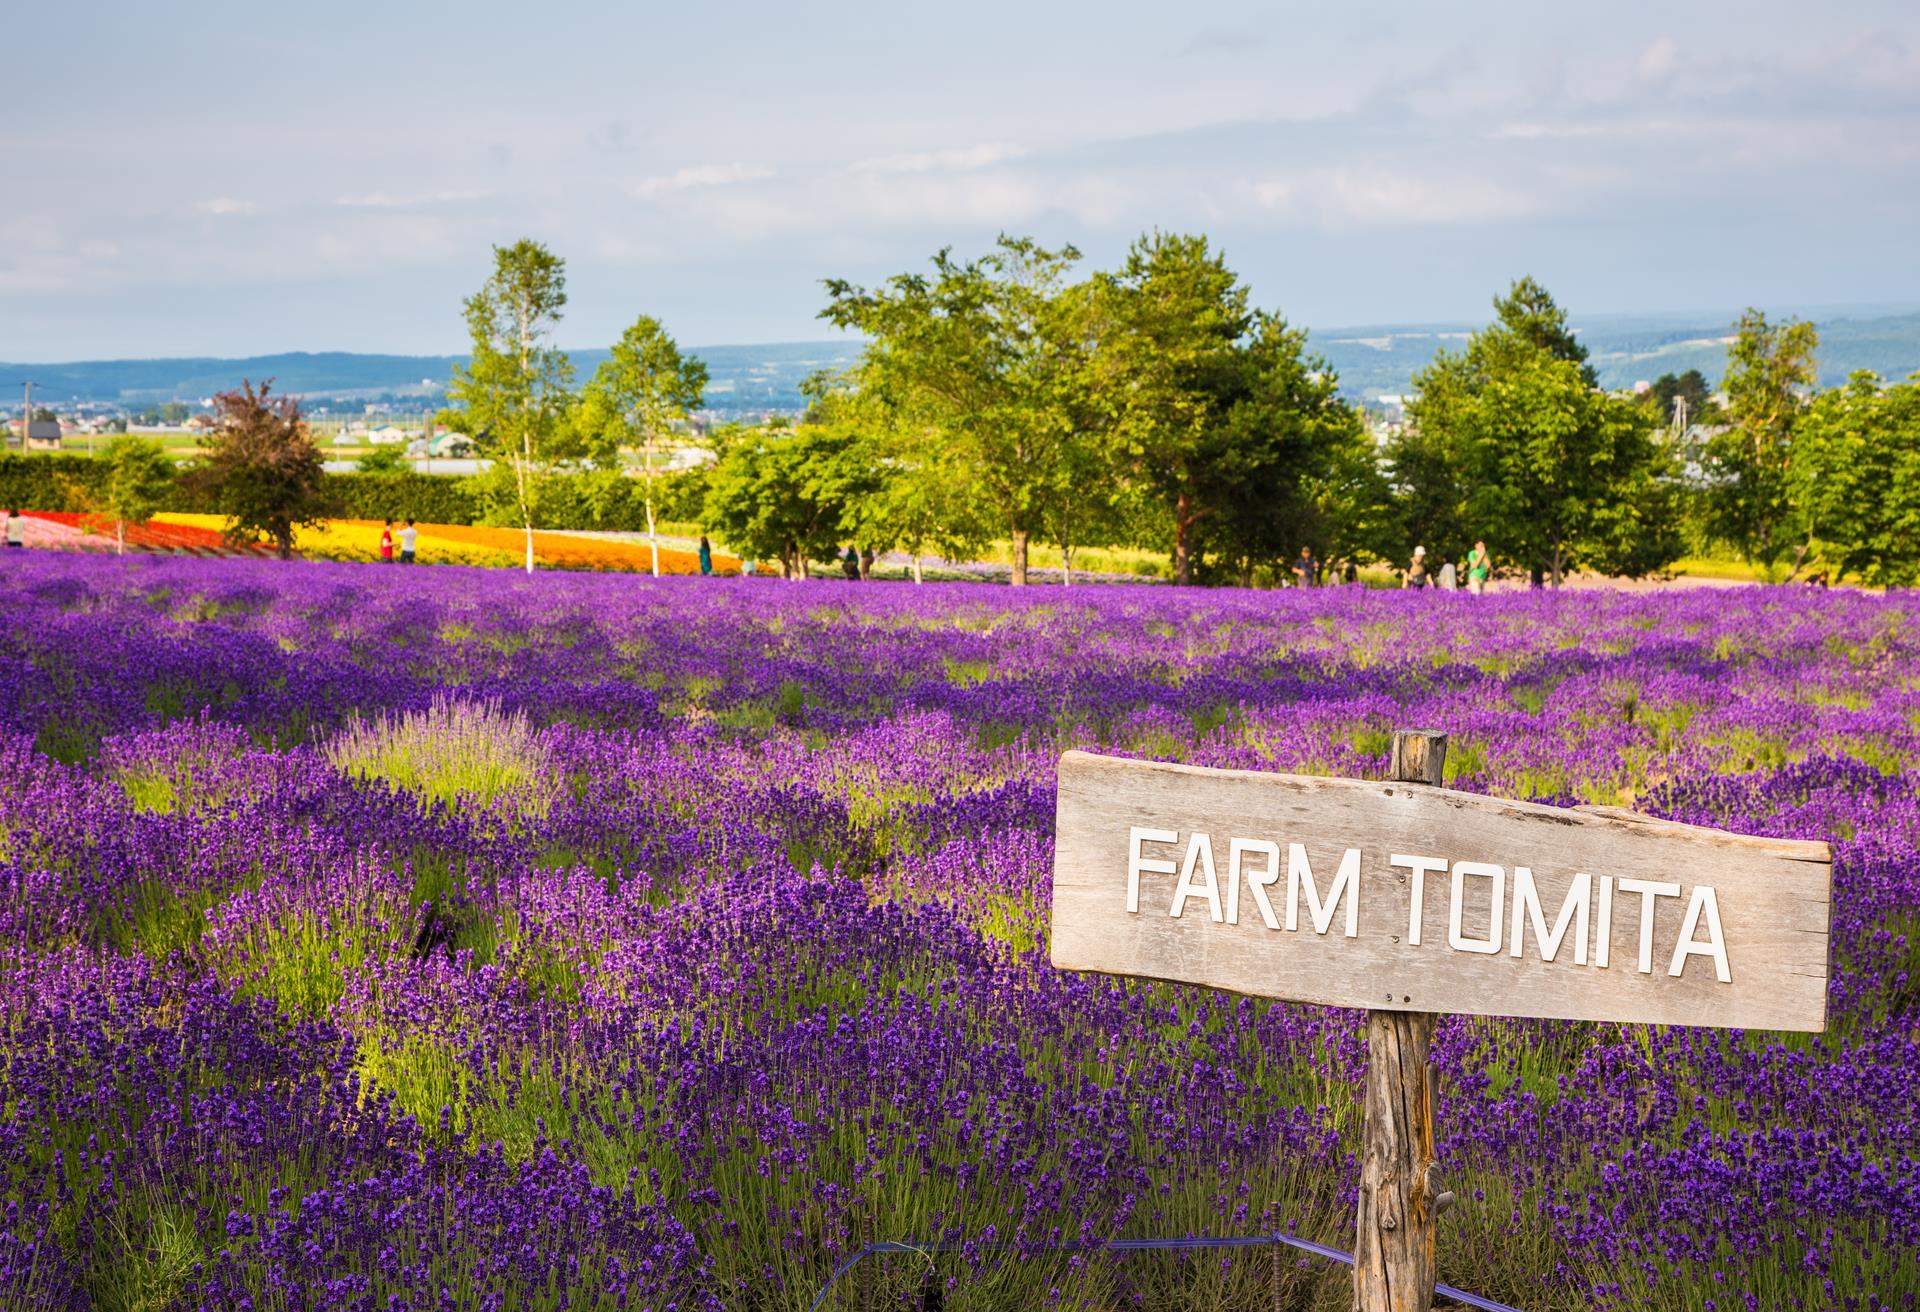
19,380,32,451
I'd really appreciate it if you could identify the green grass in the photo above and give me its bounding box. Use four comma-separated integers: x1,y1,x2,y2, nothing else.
327,695,557,818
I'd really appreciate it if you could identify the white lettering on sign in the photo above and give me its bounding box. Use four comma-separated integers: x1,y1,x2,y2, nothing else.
1055,753,1831,1031
1126,829,1727,980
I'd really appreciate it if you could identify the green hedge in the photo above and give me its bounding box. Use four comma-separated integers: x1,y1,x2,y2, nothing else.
327,473,480,524
0,454,708,532
0,454,114,513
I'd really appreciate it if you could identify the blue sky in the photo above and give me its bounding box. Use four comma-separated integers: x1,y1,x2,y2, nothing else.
3,0,1917,359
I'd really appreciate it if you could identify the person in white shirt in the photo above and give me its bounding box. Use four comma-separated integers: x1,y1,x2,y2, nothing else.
399,519,418,564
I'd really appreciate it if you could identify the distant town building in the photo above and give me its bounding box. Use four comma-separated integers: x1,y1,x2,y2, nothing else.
21,418,63,450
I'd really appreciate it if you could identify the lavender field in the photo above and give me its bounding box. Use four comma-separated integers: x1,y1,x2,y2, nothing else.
1,553,1915,1312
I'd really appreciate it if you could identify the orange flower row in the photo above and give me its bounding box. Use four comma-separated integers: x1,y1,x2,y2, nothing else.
423,524,742,574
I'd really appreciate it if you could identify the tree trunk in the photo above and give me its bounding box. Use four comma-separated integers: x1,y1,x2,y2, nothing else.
1550,545,1564,589
1009,528,1029,586
858,549,874,580
645,494,660,579
1061,542,1073,587
644,445,661,579
1173,494,1193,586
911,554,924,585
117,520,125,556
515,445,535,575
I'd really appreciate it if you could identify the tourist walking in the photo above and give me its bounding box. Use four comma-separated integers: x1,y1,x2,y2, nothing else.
1292,546,1318,588
698,536,713,576
3,509,23,550
379,519,395,564
1467,540,1491,595
399,519,418,564
1405,545,1428,588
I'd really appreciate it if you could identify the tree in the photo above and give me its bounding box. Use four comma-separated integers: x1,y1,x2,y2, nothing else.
1088,232,1360,586
356,444,409,474
574,316,709,577
1398,280,1676,585
444,239,575,574
801,372,986,584
201,380,326,560
1085,233,1251,585
98,435,174,555
822,235,1082,586
1791,372,1920,585
1190,314,1369,585
1701,309,1820,578
1492,275,1595,385
1647,369,1712,430
702,421,876,579
159,401,190,425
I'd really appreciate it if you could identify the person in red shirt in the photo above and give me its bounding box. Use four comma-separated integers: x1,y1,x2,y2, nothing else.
379,519,395,564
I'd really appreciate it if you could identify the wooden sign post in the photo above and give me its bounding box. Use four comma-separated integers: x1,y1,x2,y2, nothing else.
1048,731,1832,1312
1354,729,1446,1312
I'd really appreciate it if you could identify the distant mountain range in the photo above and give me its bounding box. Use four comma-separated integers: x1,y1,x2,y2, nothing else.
1315,307,1920,400
0,342,864,418
5,309,1917,413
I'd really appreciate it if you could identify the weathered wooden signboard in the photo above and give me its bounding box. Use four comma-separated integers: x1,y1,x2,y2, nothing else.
1051,748,1830,1031
1048,736,1833,1312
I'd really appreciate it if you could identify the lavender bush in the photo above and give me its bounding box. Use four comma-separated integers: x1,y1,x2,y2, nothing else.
0,553,1915,1311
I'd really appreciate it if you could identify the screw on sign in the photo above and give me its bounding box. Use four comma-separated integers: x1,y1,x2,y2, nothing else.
1048,730,1832,1312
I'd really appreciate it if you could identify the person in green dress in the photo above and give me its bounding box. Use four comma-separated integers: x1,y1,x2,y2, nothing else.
1467,540,1491,595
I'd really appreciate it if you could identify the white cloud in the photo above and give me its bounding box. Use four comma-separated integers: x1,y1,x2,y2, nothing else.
333,189,493,209
848,142,1026,174
629,163,775,198
1636,35,1681,82
1252,169,1542,227
194,197,256,216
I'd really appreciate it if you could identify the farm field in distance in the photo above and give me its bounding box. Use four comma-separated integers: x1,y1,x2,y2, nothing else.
1,552,1915,1311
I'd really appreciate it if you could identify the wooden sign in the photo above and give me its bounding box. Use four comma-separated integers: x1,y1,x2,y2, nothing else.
1051,749,1832,1032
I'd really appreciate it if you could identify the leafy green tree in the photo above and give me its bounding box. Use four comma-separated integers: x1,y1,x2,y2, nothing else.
1791,372,1920,584
802,373,986,584
98,435,174,554
1647,369,1712,429
574,315,709,576
356,444,409,474
159,401,190,425
1087,233,1248,585
1702,309,1820,578
444,239,575,574
1088,233,1361,585
822,236,1082,585
201,380,326,560
1492,275,1595,384
1195,315,1369,585
1297,419,1396,580
1400,280,1676,585
702,421,876,578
